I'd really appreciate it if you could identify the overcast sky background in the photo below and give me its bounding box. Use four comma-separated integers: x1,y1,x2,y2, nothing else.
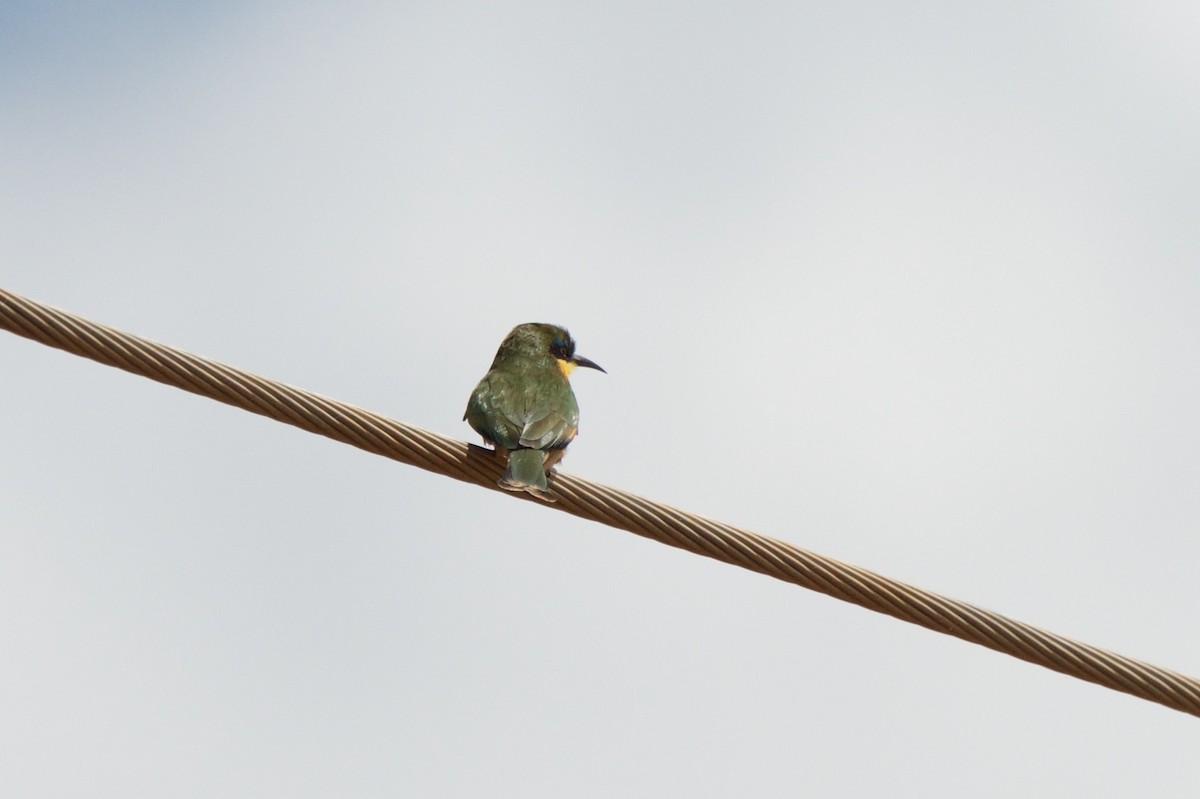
3,1,1199,796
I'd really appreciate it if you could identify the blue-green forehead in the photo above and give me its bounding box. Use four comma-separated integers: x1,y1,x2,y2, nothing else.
538,323,571,343
551,334,574,354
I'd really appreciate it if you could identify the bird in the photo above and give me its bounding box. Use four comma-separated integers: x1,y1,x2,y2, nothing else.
464,323,604,502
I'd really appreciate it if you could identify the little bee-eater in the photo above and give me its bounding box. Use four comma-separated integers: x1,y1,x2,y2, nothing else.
464,323,604,502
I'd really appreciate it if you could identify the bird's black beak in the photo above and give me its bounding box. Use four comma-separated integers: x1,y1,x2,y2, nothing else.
572,355,606,373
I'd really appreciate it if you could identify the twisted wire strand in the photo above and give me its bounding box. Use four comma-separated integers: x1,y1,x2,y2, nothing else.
2,286,1198,718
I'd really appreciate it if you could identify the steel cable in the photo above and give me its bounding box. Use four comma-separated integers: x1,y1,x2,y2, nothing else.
2,286,1198,717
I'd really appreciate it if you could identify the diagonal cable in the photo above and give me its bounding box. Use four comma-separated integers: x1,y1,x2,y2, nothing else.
2,285,1198,718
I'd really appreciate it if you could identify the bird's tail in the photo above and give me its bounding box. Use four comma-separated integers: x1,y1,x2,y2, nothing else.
499,448,555,502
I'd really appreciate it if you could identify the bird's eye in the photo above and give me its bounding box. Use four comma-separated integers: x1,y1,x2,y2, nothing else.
551,338,573,359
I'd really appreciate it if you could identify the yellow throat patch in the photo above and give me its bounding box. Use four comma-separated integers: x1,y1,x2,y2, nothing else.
556,359,576,379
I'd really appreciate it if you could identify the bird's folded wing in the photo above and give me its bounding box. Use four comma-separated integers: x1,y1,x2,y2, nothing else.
519,411,577,450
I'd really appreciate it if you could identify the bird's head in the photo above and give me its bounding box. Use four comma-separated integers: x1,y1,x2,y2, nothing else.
501,323,605,379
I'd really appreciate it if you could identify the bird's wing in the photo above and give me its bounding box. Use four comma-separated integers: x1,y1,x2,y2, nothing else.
519,410,577,450
464,376,523,448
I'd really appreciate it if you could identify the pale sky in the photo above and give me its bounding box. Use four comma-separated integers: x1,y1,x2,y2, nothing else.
2,2,1199,796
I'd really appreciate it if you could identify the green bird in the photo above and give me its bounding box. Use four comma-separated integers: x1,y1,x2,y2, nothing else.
464,323,605,502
